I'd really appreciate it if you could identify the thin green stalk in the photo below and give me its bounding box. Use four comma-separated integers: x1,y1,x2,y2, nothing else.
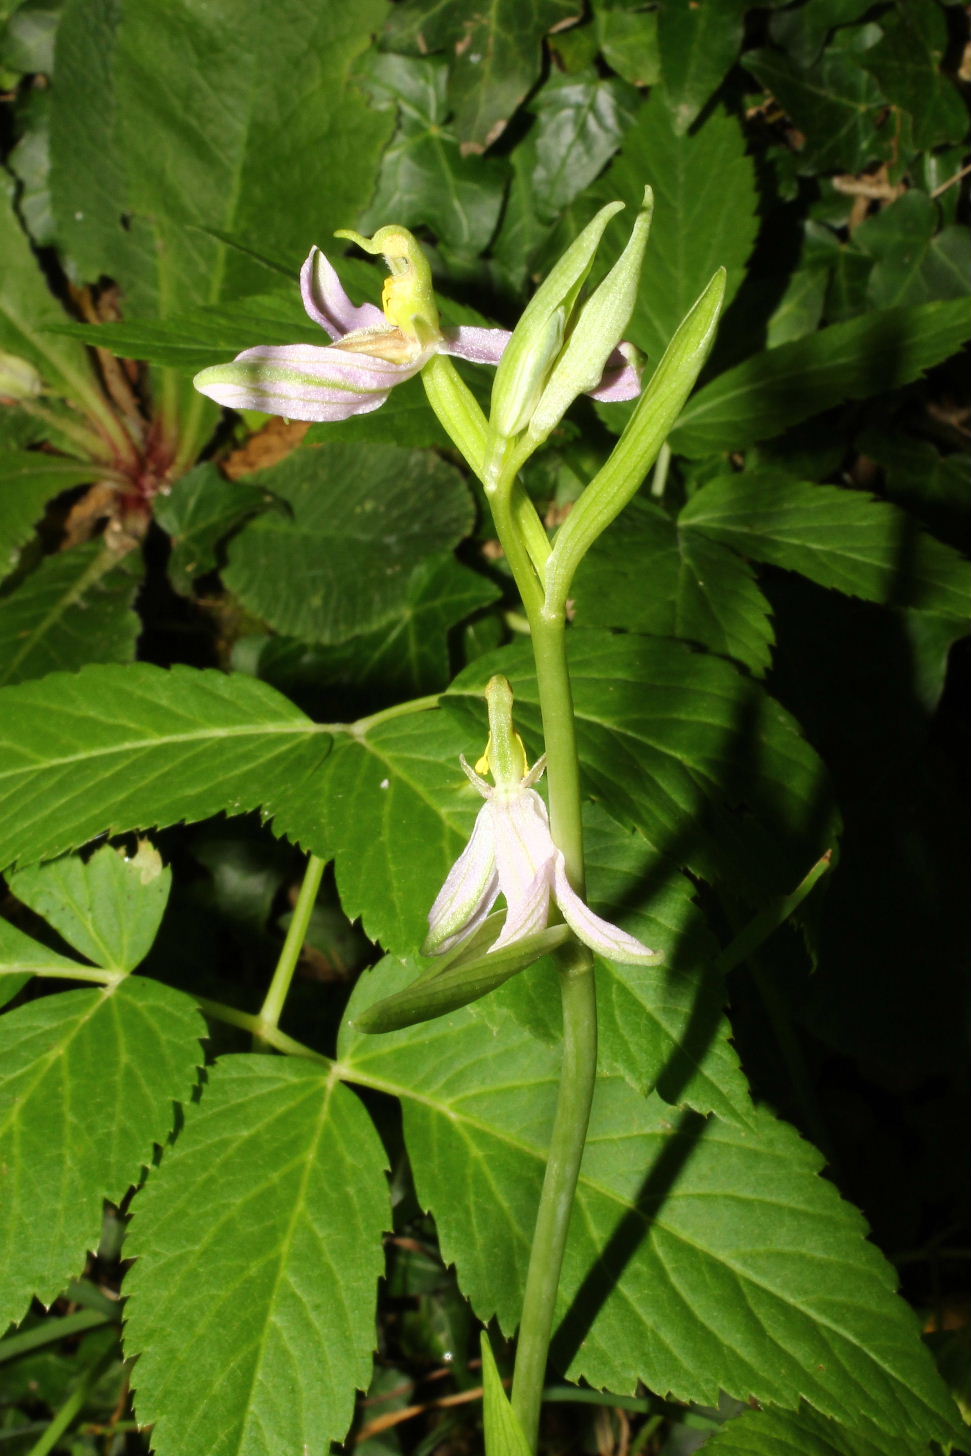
25,1345,116,1456
714,851,833,976
352,692,441,736
511,949,596,1449
0,1310,115,1366
0,965,118,985
486,451,598,1453
195,995,329,1064
257,853,326,1035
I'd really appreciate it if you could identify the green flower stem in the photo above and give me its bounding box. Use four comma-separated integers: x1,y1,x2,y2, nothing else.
257,853,326,1035
422,358,550,579
511,946,596,1450
484,446,597,1453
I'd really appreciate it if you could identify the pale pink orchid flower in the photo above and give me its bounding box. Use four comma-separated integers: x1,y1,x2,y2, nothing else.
424,750,658,967
193,247,642,423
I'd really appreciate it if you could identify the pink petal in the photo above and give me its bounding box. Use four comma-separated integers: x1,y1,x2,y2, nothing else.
194,342,419,422
300,246,385,340
439,325,511,365
587,342,644,402
424,804,501,956
490,866,552,949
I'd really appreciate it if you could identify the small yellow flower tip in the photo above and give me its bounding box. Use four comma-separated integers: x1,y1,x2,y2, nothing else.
335,225,440,345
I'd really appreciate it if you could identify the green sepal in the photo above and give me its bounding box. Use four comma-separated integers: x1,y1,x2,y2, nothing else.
351,921,570,1033
547,265,726,613
481,1330,533,1456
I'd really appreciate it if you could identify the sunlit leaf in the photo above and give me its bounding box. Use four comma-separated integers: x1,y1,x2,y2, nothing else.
125,1055,389,1456
0,977,204,1331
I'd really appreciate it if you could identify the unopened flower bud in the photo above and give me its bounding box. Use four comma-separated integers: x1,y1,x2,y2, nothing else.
528,187,653,444
490,200,625,440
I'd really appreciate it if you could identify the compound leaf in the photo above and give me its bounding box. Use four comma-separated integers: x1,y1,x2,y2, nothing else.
0,663,331,871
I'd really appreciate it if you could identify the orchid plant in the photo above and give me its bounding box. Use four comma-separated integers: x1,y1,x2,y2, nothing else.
195,191,733,1450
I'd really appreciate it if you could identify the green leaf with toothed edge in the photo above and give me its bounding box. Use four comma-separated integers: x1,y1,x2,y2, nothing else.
0,976,205,1333
9,841,171,974
0,541,143,687
223,443,475,646
680,473,971,621
671,299,971,457
124,1055,390,1456
701,1401,903,1456
338,957,963,1453
572,495,775,677
0,662,331,872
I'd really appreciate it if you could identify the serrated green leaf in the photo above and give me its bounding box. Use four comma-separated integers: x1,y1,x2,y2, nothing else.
0,541,143,685
680,473,970,620
572,496,775,676
672,300,971,455
9,842,171,973
0,977,204,1331
446,632,835,900
657,0,746,134
0,662,331,871
339,959,962,1453
381,0,581,151
0,452,100,583
125,1055,389,1456
224,444,474,645
153,463,272,595
356,52,506,256
744,46,888,173
50,0,394,313
593,97,757,367
702,1401,898,1456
